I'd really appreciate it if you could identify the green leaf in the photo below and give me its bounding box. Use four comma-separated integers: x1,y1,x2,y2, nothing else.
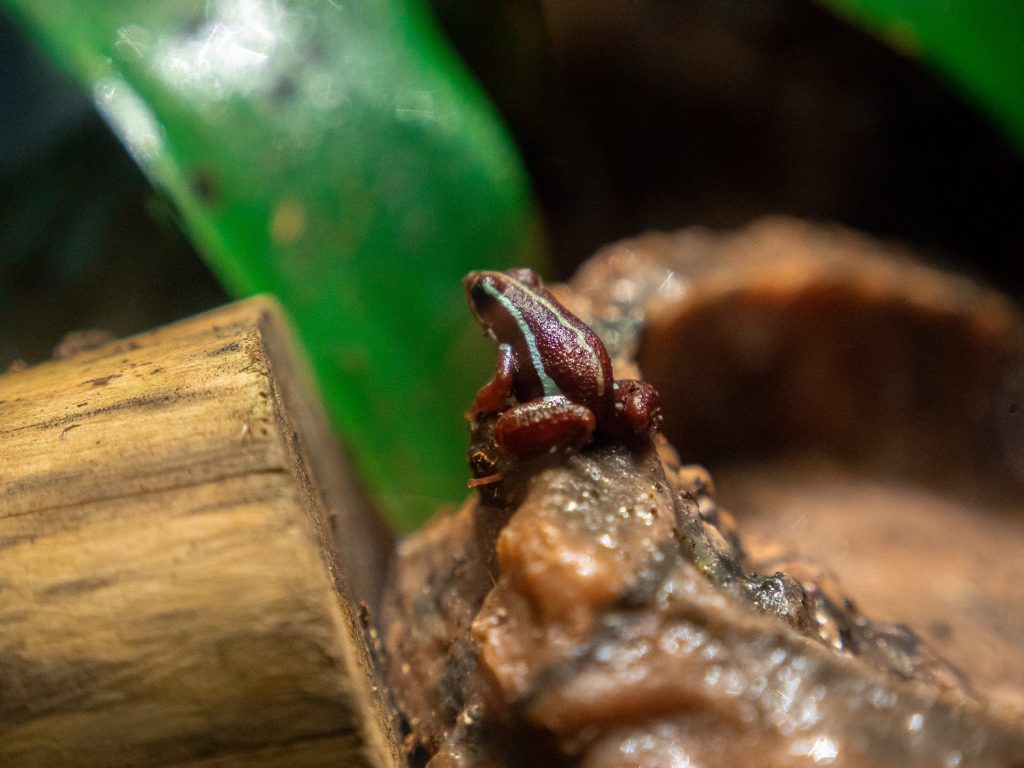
6,0,541,529
820,0,1024,150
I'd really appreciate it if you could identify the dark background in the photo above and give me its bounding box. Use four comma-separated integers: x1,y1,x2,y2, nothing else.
3,0,1023,369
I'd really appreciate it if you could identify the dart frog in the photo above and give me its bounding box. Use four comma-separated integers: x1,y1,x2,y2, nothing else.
464,268,661,471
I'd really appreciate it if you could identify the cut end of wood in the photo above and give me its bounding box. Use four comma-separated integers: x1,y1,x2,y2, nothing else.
0,297,401,767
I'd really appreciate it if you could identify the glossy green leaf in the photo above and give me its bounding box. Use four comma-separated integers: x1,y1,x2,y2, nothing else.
820,0,1024,149
5,0,541,529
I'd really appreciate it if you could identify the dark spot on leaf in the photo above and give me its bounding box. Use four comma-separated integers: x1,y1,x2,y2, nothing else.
304,35,325,63
272,75,296,101
190,169,217,205
180,14,205,37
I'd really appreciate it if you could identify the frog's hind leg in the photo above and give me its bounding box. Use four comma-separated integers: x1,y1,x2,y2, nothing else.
494,396,596,456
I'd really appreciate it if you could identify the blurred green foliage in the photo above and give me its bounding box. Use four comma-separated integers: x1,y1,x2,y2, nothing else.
4,0,540,530
822,0,1024,149
5,0,1022,532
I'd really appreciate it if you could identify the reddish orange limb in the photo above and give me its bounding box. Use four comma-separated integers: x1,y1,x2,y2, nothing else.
470,343,515,417
467,472,504,487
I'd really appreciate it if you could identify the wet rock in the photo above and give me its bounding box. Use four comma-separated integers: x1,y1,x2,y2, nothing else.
381,219,1024,765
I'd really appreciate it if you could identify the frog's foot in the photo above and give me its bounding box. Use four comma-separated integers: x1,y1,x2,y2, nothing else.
606,379,662,440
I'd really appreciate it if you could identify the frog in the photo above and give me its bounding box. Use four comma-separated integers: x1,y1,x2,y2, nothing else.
463,267,661,468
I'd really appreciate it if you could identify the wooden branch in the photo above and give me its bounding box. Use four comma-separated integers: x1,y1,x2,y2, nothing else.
0,297,400,767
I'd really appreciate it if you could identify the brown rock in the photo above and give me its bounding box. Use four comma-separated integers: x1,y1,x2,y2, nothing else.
382,219,1024,766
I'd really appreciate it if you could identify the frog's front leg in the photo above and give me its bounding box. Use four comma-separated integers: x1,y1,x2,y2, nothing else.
494,396,596,456
605,379,662,439
471,343,515,416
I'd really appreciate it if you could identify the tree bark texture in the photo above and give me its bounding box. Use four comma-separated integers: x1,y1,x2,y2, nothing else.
0,297,399,768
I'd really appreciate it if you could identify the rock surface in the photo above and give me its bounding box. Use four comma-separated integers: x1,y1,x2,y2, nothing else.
381,219,1024,766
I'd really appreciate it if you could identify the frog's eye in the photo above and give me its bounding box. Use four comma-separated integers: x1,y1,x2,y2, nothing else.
469,279,497,310
505,267,543,290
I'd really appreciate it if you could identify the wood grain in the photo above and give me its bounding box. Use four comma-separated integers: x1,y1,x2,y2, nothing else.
0,297,400,767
